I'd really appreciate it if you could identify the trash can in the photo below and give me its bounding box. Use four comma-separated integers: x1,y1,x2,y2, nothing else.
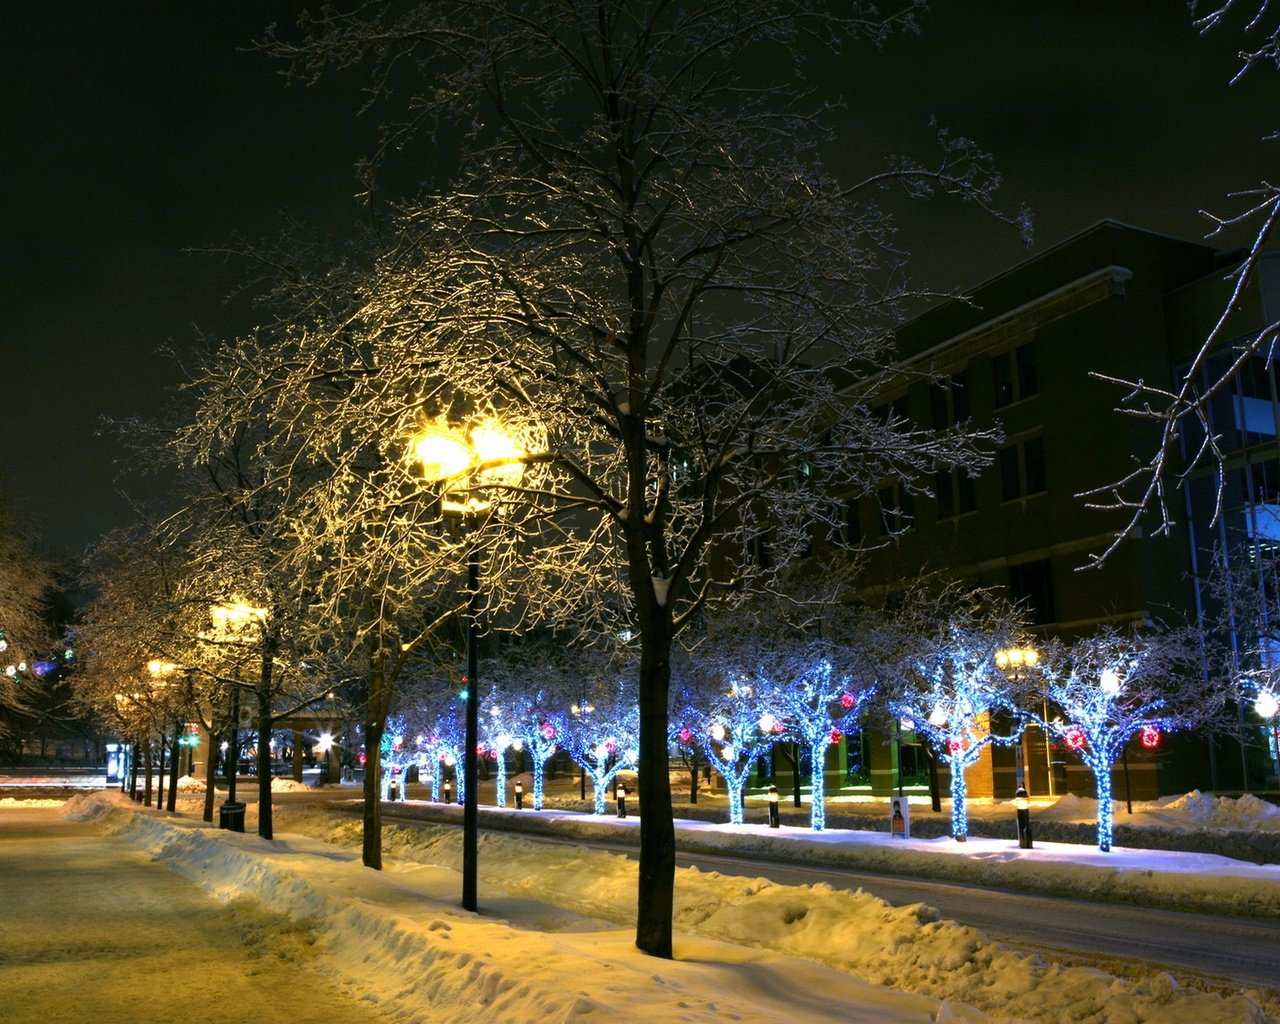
318,762,330,785
1050,761,1068,793
219,801,246,833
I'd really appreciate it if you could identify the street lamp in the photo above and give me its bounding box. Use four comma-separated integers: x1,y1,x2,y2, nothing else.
209,599,267,833
995,646,1041,793
571,701,594,800
412,415,525,913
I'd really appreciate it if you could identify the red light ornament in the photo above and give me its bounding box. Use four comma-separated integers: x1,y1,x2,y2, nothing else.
1064,725,1086,751
1140,725,1160,749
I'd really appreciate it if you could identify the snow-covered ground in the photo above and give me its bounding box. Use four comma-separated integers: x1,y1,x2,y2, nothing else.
9,781,1273,1024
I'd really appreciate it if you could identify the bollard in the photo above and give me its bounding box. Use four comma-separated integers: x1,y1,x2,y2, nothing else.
1014,787,1033,849
767,785,780,828
444,780,453,804
616,784,628,819
514,780,523,810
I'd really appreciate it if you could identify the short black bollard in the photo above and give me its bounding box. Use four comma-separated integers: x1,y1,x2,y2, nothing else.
1014,787,1033,849
443,780,452,804
616,784,628,818
514,780,523,809
767,785,780,828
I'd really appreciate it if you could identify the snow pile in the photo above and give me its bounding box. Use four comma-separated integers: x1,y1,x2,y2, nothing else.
1152,791,1280,831
64,798,1264,1024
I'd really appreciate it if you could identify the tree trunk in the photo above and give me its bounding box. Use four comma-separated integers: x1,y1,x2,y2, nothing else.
923,743,942,812
635,609,675,959
257,635,278,840
154,738,164,810
363,715,384,869
292,729,304,782
202,734,218,822
166,731,180,812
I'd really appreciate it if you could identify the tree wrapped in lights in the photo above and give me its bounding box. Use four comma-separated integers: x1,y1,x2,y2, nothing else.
675,670,784,826
563,678,639,815
762,644,876,832
259,0,1026,959
481,688,515,809
889,597,1028,841
378,714,420,801
1037,626,1213,852
497,692,562,811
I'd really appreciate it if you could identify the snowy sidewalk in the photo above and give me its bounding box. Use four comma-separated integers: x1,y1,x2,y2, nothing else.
0,802,398,1024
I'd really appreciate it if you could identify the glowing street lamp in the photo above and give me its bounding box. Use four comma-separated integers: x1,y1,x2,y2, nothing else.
412,415,525,914
209,599,267,832
996,646,1044,794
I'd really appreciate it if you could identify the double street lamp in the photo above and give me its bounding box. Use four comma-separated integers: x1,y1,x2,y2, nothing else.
995,646,1041,793
413,416,524,913
209,599,268,833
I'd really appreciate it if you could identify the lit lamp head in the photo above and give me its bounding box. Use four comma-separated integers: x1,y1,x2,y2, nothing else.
411,416,525,515
146,659,178,678
995,647,1039,674
210,599,267,632
1256,691,1280,720
1100,669,1122,696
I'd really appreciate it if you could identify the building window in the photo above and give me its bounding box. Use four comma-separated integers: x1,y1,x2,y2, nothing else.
1009,559,1056,625
843,498,862,546
930,371,970,429
999,435,1046,502
993,343,1038,408
935,468,977,520
878,483,914,537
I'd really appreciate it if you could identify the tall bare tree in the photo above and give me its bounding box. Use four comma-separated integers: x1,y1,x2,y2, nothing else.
1082,3,1280,563
0,499,54,743
251,0,1026,957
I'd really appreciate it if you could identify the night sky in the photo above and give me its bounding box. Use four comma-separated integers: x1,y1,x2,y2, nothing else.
2,2,1272,562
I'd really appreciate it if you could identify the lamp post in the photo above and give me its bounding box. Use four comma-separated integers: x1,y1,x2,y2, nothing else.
413,416,524,913
571,701,595,800
209,600,268,833
995,646,1041,793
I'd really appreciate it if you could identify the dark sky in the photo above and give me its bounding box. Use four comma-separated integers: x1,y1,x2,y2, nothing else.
1,2,1273,563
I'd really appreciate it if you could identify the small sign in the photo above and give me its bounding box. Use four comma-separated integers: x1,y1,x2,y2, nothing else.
890,798,910,838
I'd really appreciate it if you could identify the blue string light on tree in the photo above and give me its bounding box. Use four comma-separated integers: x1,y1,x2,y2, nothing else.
678,678,782,825
892,628,1027,842
767,656,875,832
564,683,638,814
1038,627,1210,852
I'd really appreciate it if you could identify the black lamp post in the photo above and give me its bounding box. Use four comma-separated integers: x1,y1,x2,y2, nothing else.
462,539,480,911
413,416,524,914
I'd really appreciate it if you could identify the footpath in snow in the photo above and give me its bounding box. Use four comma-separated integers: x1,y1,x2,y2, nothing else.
14,787,1276,1024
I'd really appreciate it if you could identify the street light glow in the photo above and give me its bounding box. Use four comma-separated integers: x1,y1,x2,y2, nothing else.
1100,669,1122,695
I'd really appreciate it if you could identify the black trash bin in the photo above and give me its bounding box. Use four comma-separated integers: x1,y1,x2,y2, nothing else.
318,763,330,785
219,801,246,833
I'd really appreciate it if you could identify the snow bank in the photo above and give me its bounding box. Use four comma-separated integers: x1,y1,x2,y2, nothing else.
275,805,1269,1024
53,795,1273,1024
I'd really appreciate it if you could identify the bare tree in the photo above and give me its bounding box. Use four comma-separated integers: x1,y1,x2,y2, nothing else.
0,500,54,740
254,0,1025,957
886,587,1033,841
1081,3,1280,564
1036,626,1218,851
